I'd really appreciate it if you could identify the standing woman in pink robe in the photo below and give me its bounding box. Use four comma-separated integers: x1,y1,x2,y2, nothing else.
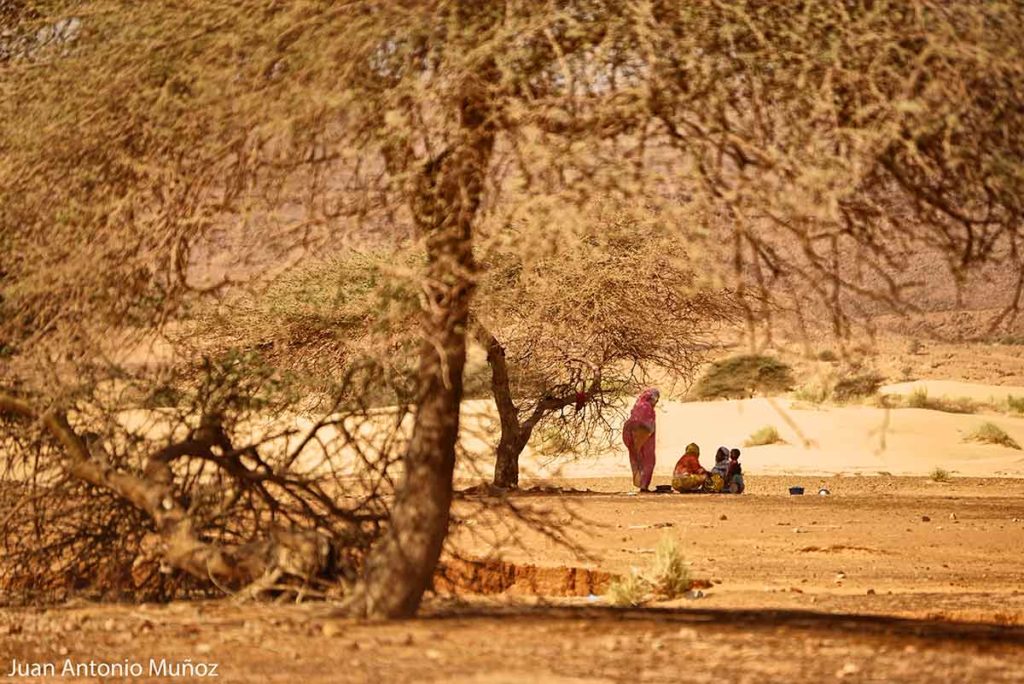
623,388,660,491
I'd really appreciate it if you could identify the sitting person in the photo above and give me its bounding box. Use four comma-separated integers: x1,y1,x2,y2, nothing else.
672,443,709,492
706,446,732,493
724,448,745,494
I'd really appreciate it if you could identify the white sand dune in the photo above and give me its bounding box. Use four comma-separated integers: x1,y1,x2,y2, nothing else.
880,379,1024,403
487,393,1024,481
104,381,1024,483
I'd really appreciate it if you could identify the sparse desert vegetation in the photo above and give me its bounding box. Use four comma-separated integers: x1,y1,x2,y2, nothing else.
793,380,833,405
744,425,785,447
607,537,692,607
791,370,884,406
831,371,885,403
692,355,794,400
904,388,980,414
606,569,651,608
1006,395,1024,414
965,423,1022,450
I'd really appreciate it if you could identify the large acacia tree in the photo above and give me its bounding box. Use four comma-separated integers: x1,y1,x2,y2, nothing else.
209,202,737,490
2,1,1023,617
475,203,736,489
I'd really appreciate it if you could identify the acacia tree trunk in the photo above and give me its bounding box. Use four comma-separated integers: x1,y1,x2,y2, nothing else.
355,81,496,619
493,432,528,489
480,328,601,489
484,331,531,489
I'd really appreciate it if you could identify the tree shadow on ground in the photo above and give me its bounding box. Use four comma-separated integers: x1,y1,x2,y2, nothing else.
420,603,1024,646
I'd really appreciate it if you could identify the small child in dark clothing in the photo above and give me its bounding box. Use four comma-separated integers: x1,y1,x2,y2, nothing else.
724,448,745,494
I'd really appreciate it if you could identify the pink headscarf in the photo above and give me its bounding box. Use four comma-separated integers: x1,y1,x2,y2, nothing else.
628,388,659,431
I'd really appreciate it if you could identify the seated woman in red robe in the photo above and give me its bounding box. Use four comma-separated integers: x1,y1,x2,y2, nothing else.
672,442,709,492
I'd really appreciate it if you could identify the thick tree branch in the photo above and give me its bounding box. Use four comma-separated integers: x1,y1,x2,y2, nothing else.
0,391,330,591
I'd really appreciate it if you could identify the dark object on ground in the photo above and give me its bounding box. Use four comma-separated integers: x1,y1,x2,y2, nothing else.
789,487,805,495
654,485,674,493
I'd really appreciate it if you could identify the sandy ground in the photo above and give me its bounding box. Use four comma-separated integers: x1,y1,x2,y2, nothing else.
879,380,1024,404
5,382,1024,682
110,380,1024,480
458,380,1024,481
3,476,1023,682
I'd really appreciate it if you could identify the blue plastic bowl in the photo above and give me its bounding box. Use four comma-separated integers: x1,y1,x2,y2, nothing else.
789,486,805,495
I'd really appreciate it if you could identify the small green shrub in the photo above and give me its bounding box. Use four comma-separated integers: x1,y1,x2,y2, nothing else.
930,467,951,483
607,569,651,607
692,355,794,400
965,422,1021,450
744,425,784,447
832,371,885,403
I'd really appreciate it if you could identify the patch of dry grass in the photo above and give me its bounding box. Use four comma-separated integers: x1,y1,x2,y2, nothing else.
744,425,784,447
904,388,979,414
606,537,692,606
607,569,651,607
965,423,1021,450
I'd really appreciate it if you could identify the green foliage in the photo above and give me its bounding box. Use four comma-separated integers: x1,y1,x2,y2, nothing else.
831,372,885,403
930,467,951,483
965,422,1021,450
260,251,420,338
744,425,783,447
692,355,794,400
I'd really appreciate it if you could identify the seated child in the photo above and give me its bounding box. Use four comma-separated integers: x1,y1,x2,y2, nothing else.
706,446,732,492
724,448,745,494
672,443,708,492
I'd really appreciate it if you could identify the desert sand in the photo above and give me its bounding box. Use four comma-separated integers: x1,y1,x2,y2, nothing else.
3,474,1022,682
457,380,1024,482
3,380,1024,682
